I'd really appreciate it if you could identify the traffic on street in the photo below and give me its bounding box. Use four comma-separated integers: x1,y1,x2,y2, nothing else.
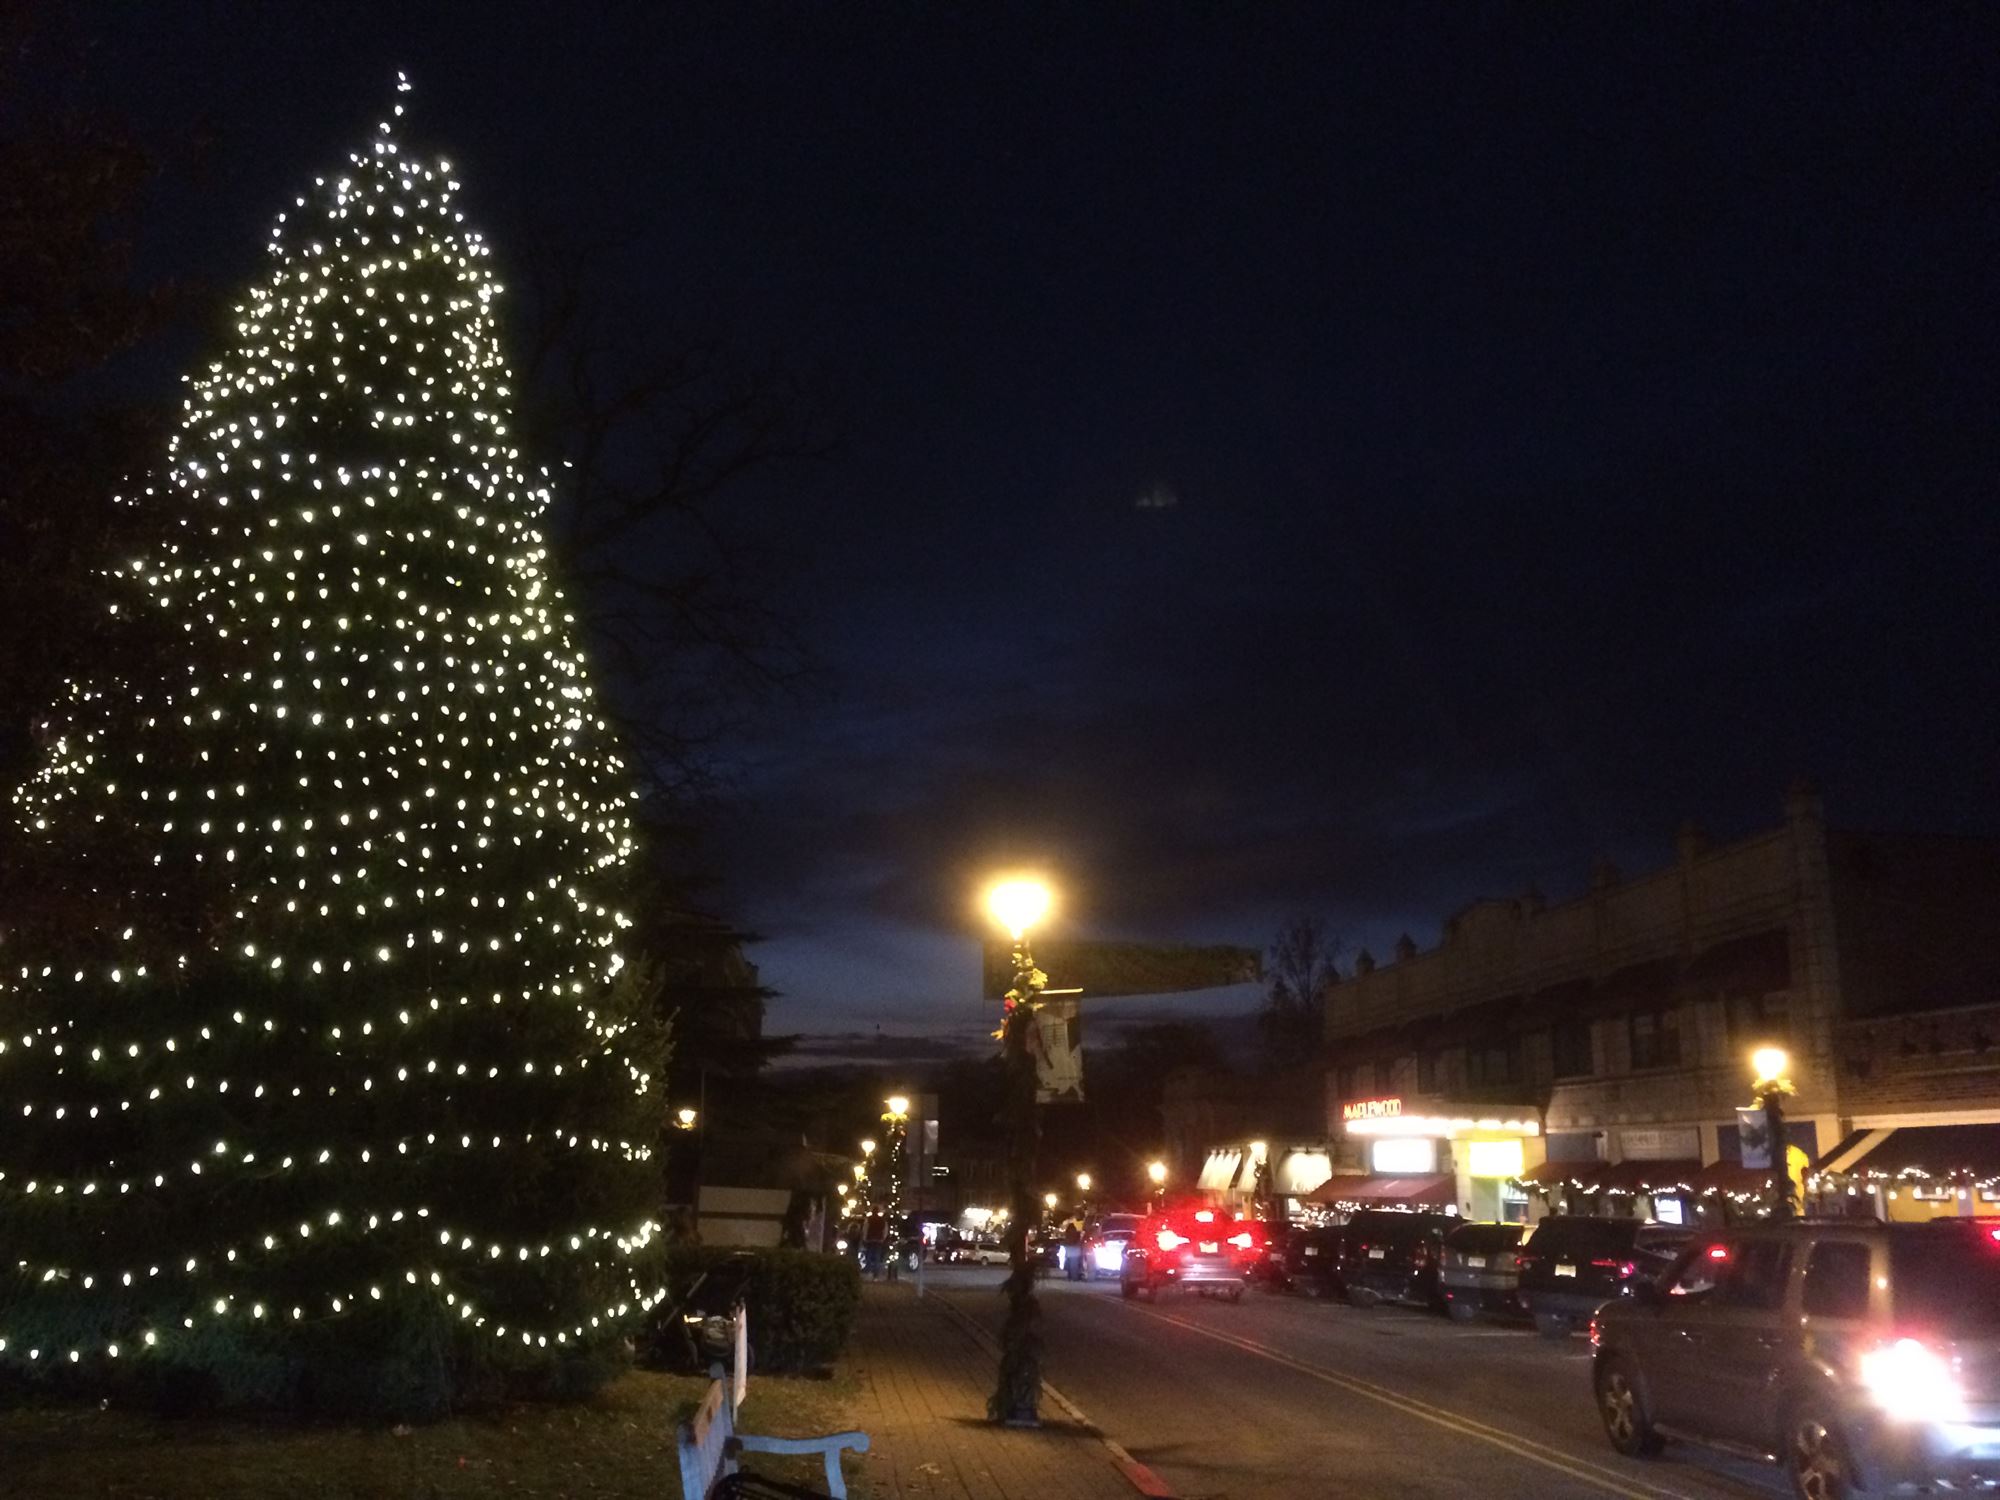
929,1259,1778,1500
918,1212,2000,1500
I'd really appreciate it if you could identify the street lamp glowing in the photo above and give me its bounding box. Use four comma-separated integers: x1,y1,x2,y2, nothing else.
860,1138,877,1157
986,877,1052,939
674,1106,698,1130
1076,1172,1092,1193
1248,1140,1268,1163
852,1163,866,1182
885,1095,910,1119
1752,1046,1790,1087
1147,1160,1167,1186
1043,1192,1058,1210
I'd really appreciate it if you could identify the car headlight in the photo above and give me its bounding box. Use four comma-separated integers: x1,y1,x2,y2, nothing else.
1859,1338,1966,1423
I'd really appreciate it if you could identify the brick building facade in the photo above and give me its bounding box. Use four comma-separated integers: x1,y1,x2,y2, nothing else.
1317,786,2000,1219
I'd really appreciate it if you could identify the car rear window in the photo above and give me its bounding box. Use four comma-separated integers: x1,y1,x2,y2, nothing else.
1525,1218,1638,1256
1350,1211,1449,1240
1892,1233,2000,1330
1447,1223,1525,1254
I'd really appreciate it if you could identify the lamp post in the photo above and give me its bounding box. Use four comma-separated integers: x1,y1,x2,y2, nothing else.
1249,1140,1271,1222
1076,1171,1092,1217
1147,1158,1167,1211
986,875,1052,1426
1751,1046,1796,1219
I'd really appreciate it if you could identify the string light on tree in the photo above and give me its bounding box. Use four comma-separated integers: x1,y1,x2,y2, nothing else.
0,77,667,1401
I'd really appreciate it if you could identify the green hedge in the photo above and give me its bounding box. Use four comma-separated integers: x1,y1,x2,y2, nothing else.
653,1248,860,1373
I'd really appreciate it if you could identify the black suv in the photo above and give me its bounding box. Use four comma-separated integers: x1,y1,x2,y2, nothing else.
1340,1209,1457,1310
1516,1214,1689,1338
1591,1219,2000,1499
1283,1223,1348,1298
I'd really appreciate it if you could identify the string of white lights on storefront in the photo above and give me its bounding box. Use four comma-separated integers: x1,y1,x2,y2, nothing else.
0,78,663,1373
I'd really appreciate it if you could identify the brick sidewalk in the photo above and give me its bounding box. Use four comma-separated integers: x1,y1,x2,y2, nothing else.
839,1281,1139,1500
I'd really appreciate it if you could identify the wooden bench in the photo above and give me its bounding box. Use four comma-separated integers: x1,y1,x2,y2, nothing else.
676,1377,871,1499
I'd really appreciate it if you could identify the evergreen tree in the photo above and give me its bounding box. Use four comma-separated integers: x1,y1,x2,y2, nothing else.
0,79,667,1413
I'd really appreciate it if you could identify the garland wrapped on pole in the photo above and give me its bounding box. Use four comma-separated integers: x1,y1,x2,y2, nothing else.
983,879,1049,1426
0,78,666,1416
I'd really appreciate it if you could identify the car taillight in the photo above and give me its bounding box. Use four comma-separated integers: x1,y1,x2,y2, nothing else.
1157,1230,1187,1251
1353,1242,1370,1257
1590,1258,1637,1279
1859,1337,1966,1422
1588,1315,1602,1349
1228,1231,1254,1249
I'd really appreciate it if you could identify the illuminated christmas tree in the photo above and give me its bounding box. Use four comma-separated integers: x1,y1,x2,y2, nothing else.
0,79,667,1413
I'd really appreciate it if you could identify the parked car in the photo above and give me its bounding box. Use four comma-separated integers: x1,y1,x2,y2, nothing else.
1084,1213,1145,1280
1340,1209,1458,1310
1248,1221,1296,1289
1517,1215,1690,1338
965,1234,1009,1266
1590,1218,2000,1499
1439,1221,1529,1321
1283,1222,1350,1298
1120,1208,1256,1302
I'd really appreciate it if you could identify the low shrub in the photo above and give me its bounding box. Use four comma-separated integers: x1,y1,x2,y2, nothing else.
652,1248,860,1374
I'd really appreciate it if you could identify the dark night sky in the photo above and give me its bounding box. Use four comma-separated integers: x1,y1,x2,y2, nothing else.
38,3,2000,1058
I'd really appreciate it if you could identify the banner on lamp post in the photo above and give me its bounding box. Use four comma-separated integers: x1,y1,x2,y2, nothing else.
1032,995,1084,1104
1737,1107,1775,1169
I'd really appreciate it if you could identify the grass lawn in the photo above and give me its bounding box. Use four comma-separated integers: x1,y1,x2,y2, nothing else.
0,1367,870,1499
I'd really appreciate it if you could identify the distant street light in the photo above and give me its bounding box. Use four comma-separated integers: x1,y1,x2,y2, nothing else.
1076,1172,1092,1194
1751,1046,1796,1219
673,1106,698,1131
860,1138,877,1157
985,873,1054,1426
885,1095,911,1119
1147,1159,1167,1210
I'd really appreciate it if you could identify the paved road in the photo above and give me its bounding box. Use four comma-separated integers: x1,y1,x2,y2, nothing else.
921,1265,1789,1500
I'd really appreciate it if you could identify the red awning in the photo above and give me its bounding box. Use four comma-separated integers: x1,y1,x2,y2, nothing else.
1517,1159,1701,1194
1686,1160,1776,1196
1309,1173,1454,1207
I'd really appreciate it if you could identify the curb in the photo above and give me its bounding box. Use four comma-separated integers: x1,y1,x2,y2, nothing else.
923,1288,1178,1499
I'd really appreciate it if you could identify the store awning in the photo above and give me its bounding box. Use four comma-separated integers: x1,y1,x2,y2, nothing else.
1197,1149,1245,1192
1685,1160,1777,1197
1307,1173,1454,1207
1515,1158,1700,1194
1815,1123,2000,1182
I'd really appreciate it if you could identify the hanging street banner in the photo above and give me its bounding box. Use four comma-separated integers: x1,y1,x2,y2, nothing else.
982,939,1262,1103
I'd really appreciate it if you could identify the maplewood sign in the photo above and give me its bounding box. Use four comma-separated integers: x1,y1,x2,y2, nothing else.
1341,1097,1403,1122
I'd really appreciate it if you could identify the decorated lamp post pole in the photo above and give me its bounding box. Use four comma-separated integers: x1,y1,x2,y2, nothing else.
986,877,1052,1426
1752,1047,1796,1219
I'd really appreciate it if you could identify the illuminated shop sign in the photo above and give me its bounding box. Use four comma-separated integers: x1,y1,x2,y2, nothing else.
1342,1097,1402,1122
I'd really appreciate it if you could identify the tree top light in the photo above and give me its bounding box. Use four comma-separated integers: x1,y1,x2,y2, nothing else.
985,877,1052,939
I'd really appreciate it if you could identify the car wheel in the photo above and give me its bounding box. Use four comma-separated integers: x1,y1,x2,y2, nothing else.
1446,1301,1477,1323
1594,1356,1664,1458
1534,1312,1572,1340
1347,1286,1381,1309
1783,1400,1855,1500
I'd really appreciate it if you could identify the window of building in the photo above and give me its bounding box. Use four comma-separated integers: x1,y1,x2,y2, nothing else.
1417,1051,1439,1094
1802,1241,1871,1320
1628,1008,1682,1070
1373,1058,1394,1094
1467,1043,1514,1088
1552,1019,1593,1078
1728,991,1791,1046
